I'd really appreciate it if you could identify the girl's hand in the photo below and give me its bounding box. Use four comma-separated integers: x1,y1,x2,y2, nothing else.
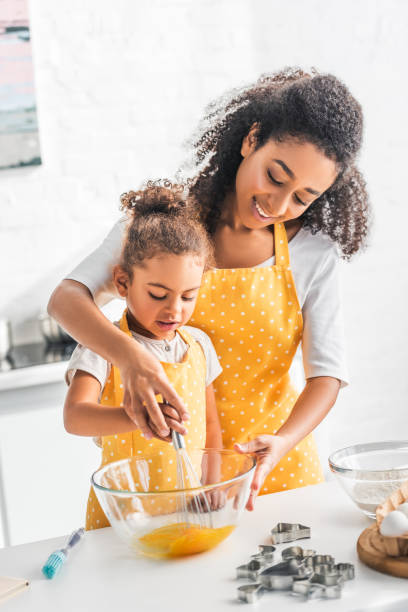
200,449,225,510
204,488,226,511
188,489,226,513
118,340,189,440
148,403,188,442
234,435,291,511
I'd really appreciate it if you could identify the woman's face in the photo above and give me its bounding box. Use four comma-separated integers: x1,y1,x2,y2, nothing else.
233,132,338,229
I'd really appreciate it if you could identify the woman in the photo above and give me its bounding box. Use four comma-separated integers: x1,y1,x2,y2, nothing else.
49,67,370,509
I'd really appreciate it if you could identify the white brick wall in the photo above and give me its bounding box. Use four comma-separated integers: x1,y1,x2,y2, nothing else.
1,0,407,453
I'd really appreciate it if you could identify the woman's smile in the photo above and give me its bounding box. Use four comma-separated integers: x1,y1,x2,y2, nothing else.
252,196,277,223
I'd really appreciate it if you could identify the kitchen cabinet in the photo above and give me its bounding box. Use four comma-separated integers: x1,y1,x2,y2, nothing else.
0,380,99,547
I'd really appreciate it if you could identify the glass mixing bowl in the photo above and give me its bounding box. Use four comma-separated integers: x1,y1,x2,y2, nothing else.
92,448,255,558
329,441,408,518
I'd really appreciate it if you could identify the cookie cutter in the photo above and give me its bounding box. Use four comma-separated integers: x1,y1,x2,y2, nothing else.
236,559,264,581
305,553,334,569
259,559,313,591
237,583,264,603
250,544,276,564
270,522,311,544
286,548,354,579
310,571,344,587
236,544,355,604
292,580,343,600
334,562,355,580
281,545,316,561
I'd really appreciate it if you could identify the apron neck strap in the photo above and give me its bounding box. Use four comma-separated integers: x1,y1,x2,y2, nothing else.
119,309,133,337
274,223,291,268
174,326,191,346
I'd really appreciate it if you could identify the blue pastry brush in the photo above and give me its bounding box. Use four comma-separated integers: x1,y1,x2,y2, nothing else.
42,527,85,579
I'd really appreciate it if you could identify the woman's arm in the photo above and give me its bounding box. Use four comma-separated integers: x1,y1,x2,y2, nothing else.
49,280,189,438
205,383,223,449
273,375,340,453
49,280,128,363
203,384,223,506
235,375,340,510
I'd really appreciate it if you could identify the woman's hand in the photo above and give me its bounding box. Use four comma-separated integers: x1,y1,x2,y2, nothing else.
234,435,291,511
48,280,189,441
118,339,190,440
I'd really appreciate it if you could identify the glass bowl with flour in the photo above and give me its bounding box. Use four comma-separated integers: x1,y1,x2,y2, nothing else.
329,441,408,519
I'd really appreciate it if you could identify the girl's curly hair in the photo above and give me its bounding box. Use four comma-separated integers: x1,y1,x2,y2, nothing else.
188,67,370,259
120,180,213,276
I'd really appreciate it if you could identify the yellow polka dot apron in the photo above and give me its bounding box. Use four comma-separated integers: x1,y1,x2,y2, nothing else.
86,310,207,530
190,222,323,495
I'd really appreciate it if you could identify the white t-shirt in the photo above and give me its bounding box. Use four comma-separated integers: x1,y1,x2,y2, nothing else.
66,324,222,394
66,219,349,386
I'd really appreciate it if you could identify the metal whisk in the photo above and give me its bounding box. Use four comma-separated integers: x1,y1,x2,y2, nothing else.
172,430,213,529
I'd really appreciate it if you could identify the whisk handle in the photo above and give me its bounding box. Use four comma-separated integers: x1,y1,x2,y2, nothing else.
172,430,185,450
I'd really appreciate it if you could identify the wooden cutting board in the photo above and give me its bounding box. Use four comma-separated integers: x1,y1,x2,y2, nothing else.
357,523,408,578
0,576,29,604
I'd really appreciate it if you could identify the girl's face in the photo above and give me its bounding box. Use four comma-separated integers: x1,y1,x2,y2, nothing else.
232,131,338,229
113,253,205,340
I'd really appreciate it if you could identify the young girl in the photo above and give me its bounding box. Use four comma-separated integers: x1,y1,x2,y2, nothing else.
51,67,371,511
64,183,223,530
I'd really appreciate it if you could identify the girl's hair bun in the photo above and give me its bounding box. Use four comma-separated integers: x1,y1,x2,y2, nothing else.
120,180,187,217
119,179,213,274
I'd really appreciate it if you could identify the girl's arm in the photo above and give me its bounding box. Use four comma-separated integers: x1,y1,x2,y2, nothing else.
64,370,138,436
235,375,340,510
64,370,187,437
49,279,189,438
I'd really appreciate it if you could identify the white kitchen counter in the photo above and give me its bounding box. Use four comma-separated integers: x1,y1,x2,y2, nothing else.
0,362,67,393
0,481,407,612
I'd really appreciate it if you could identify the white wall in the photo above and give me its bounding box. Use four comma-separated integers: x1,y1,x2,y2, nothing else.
1,0,407,456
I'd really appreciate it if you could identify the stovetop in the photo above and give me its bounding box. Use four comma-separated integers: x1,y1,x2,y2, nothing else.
1,341,77,371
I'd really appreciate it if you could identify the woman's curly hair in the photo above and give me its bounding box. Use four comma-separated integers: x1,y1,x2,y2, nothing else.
188,67,370,259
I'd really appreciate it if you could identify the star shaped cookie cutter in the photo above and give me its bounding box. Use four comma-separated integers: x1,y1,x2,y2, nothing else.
270,522,311,544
